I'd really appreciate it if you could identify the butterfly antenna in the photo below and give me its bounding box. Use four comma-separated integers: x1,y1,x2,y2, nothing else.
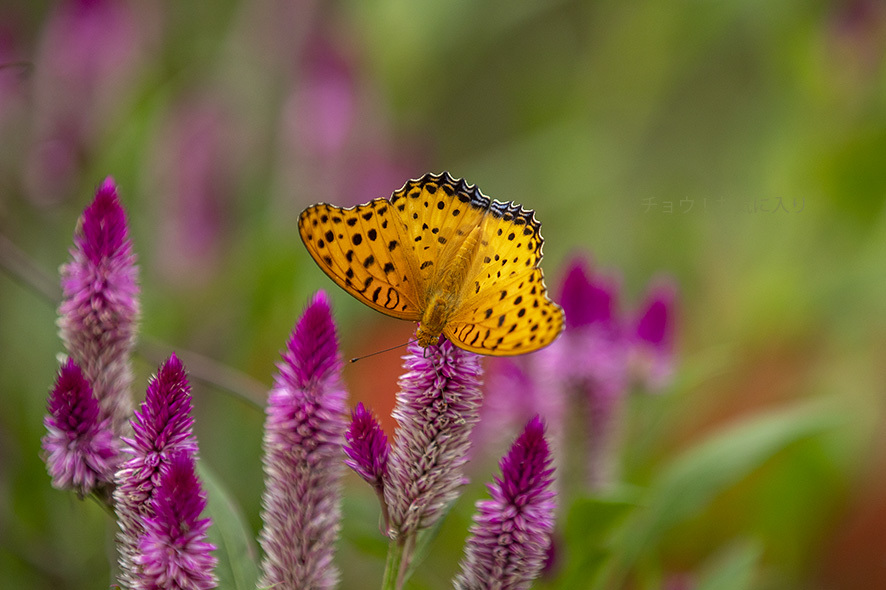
349,339,416,363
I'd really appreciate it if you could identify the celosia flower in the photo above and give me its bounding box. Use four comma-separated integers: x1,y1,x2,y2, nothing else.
291,34,356,158
630,278,678,392
344,402,389,493
41,358,118,497
258,291,347,590
26,0,148,201
539,255,629,489
384,337,483,539
152,98,232,285
473,357,554,461
548,255,627,394
344,402,391,531
137,452,217,590
454,415,556,590
114,353,198,590
58,177,139,435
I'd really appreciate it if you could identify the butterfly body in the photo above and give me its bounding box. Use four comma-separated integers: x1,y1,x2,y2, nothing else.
299,172,564,356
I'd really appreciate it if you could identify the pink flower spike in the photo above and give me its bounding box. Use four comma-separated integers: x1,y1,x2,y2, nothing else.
540,255,629,490
557,255,619,331
137,453,217,590
455,415,556,590
344,402,389,492
258,291,347,590
631,277,678,392
41,358,119,497
384,337,483,538
58,177,139,435
113,353,198,590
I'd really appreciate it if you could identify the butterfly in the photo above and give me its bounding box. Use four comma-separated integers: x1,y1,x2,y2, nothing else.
298,172,564,356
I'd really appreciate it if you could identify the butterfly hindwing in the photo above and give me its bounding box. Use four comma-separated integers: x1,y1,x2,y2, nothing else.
445,199,564,355
298,200,423,320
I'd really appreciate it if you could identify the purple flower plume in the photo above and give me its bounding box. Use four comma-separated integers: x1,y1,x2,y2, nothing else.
630,277,678,392
58,177,139,435
42,358,119,497
344,402,390,531
137,452,217,590
559,256,619,330
384,337,483,539
344,402,389,492
455,416,556,590
540,256,629,489
258,291,347,590
114,353,198,590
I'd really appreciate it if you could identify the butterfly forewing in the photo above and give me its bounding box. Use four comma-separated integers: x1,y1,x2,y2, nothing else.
298,200,423,319
389,174,488,305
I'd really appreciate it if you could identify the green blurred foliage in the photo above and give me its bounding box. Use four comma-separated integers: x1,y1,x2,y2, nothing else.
1,0,884,588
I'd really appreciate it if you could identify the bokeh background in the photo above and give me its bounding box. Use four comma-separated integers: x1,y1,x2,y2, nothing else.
1,1,884,589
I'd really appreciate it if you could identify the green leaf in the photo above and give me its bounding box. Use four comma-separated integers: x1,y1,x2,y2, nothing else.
197,462,261,590
607,399,842,585
555,487,642,589
695,540,763,590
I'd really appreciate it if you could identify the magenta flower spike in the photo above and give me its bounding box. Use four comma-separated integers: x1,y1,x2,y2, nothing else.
631,277,678,392
344,402,390,492
258,291,347,590
58,177,139,435
473,357,553,461
559,256,619,331
344,402,391,531
113,353,198,590
540,255,629,490
455,415,556,590
136,452,217,590
383,336,483,582
41,358,119,497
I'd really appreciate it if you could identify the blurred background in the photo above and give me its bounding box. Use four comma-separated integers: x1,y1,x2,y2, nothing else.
1,1,884,588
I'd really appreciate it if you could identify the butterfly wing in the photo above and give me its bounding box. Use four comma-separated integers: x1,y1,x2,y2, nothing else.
298,199,423,320
387,172,489,307
444,200,564,355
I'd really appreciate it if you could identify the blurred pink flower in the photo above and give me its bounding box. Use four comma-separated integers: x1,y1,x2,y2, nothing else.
58,178,139,435
630,277,678,392
292,34,356,159
151,98,235,285
26,0,152,202
539,255,629,490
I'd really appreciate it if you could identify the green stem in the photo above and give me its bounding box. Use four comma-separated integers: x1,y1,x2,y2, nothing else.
382,532,417,590
382,537,405,590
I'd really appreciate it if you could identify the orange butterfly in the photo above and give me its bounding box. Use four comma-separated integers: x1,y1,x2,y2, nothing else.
299,172,564,356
